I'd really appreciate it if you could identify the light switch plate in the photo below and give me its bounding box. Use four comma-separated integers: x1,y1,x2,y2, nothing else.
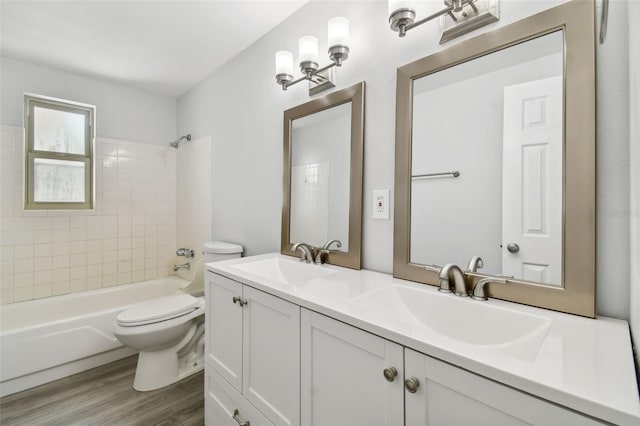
372,189,390,220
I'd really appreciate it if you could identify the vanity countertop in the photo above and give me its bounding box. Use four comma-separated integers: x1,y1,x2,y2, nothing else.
207,253,640,425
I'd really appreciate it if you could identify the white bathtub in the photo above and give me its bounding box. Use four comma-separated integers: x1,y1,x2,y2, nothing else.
0,276,190,397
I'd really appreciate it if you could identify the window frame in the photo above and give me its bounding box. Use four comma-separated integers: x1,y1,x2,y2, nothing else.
24,94,95,210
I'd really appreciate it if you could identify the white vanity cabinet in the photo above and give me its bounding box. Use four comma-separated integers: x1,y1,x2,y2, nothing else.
300,309,404,426
205,272,301,426
403,349,605,426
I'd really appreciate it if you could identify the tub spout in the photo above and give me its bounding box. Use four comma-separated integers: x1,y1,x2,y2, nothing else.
173,262,190,272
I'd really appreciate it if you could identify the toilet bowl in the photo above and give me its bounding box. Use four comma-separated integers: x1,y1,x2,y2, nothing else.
113,294,205,391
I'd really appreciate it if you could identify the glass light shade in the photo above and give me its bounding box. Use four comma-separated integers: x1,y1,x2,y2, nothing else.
388,0,416,15
298,35,319,63
275,51,294,75
328,17,350,48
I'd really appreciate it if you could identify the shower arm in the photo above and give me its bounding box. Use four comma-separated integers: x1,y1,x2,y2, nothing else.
170,134,191,149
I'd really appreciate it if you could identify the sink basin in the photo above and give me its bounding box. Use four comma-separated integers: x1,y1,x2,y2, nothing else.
231,257,336,287
349,285,551,361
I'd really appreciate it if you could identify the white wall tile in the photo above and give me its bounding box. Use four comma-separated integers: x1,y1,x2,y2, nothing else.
34,270,53,285
34,284,53,298
14,259,34,274
34,243,52,257
34,256,53,272
14,245,34,259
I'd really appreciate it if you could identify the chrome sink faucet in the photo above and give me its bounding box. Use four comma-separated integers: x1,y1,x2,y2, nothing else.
426,263,468,297
314,239,342,264
291,242,314,263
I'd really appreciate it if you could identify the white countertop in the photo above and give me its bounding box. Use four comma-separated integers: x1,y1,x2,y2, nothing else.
207,253,640,425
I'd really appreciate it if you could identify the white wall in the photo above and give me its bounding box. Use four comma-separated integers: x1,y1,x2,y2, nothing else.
595,0,631,320
177,1,632,320
0,56,176,145
628,0,639,370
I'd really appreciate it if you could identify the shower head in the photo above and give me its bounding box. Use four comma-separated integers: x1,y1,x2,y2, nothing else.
169,134,191,149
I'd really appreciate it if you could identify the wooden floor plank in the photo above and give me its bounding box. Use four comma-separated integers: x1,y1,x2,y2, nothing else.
0,356,204,426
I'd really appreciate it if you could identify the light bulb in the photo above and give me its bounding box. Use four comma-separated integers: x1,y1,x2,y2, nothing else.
388,0,416,15
275,51,294,75
328,17,350,49
298,36,319,64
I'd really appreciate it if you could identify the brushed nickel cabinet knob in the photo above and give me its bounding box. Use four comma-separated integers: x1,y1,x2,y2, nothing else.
405,377,420,393
383,367,398,382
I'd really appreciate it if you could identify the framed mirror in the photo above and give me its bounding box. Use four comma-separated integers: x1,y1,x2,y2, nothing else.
393,1,596,317
282,82,365,269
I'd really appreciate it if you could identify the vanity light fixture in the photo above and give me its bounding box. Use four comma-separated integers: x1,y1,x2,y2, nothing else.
275,17,350,94
388,0,499,43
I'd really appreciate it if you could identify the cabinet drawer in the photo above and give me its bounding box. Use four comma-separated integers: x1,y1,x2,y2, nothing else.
205,364,274,426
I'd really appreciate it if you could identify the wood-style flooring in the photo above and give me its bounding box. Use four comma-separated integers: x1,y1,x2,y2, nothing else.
0,356,204,426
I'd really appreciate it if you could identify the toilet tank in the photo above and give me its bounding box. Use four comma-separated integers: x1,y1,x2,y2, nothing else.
203,241,243,263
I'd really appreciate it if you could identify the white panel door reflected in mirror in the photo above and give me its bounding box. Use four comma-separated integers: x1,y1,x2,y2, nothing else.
410,31,563,286
290,102,351,252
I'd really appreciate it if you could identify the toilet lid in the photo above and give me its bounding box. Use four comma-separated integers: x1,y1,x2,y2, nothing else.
117,294,201,326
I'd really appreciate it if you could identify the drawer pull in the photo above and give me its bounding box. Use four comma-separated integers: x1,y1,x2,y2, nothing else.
383,367,398,382
232,409,250,426
405,377,420,393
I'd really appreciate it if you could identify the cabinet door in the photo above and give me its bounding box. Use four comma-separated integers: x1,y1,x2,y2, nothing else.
206,272,243,391
243,286,300,426
404,349,605,426
205,364,274,426
300,309,404,426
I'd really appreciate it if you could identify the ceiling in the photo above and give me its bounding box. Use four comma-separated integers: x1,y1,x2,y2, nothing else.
0,0,309,97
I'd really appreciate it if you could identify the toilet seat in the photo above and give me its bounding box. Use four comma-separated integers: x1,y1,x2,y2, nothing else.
117,294,201,327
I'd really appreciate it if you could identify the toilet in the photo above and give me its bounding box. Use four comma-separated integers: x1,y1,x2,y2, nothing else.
113,241,243,391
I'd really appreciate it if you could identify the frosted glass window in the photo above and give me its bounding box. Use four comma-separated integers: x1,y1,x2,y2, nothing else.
33,107,86,154
25,94,95,210
33,158,86,202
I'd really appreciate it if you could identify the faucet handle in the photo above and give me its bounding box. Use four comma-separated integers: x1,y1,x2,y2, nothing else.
314,249,330,265
176,248,194,258
471,276,509,301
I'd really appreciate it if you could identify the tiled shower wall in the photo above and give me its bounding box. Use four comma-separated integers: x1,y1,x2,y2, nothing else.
0,125,177,304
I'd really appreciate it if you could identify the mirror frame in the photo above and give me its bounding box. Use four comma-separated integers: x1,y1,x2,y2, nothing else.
393,1,596,317
282,82,365,269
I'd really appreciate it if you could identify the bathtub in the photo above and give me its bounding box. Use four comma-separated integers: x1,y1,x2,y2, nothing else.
0,276,190,397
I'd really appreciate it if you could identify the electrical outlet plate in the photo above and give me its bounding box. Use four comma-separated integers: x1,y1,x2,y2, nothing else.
373,189,390,220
